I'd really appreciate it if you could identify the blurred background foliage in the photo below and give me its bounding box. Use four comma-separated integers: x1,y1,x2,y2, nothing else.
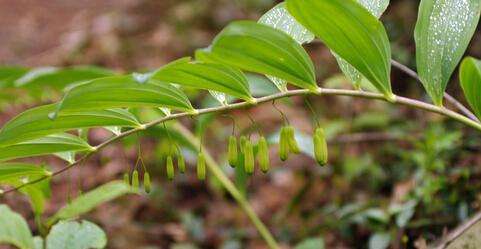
0,0,481,248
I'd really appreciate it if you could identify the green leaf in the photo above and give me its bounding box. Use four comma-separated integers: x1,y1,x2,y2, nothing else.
294,238,325,249
180,213,205,242
258,2,315,92
196,21,318,92
247,73,280,96
53,75,195,116
24,178,52,219
0,204,34,249
47,181,135,225
286,0,393,99
0,169,52,217
460,57,481,119
0,104,141,146
22,184,49,218
364,208,390,224
415,0,481,106
0,133,93,162
0,66,28,89
0,163,51,182
46,220,107,249
357,0,390,18
14,66,113,89
394,201,417,227
33,237,44,249
333,0,389,89
151,57,254,102
259,2,315,44
368,232,391,249
258,1,389,91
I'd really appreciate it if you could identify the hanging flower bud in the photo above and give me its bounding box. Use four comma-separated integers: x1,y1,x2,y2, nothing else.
244,140,255,175
197,152,206,180
143,172,151,193
166,156,174,180
240,135,247,154
279,127,290,161
177,153,186,174
287,126,301,154
123,172,130,186
314,127,328,166
228,135,238,167
258,136,270,173
132,170,139,188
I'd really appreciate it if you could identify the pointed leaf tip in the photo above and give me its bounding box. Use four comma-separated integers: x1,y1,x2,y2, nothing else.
415,0,481,106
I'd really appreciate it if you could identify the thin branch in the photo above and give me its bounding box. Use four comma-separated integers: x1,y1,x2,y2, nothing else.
443,94,479,122
391,59,420,80
431,211,481,249
391,59,480,122
2,87,481,195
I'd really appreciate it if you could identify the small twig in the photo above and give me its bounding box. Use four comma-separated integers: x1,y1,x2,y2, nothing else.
391,59,480,123
272,100,290,126
246,113,263,136
222,114,238,136
443,94,479,123
431,211,481,249
391,60,420,80
304,97,321,128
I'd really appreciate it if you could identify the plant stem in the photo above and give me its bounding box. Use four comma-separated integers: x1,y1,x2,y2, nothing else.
4,87,481,195
174,123,281,249
3,87,481,196
391,59,480,122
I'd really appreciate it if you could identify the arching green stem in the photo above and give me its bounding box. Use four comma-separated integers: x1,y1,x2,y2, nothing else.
4,87,481,196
